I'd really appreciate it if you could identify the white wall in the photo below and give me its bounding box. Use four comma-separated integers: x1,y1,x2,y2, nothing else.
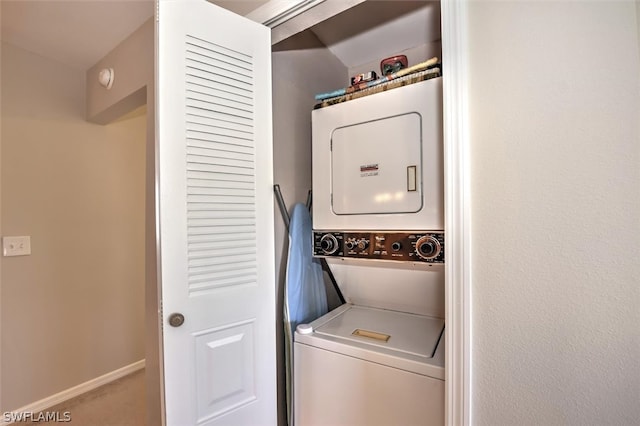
1,42,146,411
467,1,640,425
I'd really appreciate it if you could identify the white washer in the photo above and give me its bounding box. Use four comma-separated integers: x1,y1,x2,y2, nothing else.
294,303,444,426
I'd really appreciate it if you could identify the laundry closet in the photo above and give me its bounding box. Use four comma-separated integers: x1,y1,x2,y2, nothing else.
154,1,448,424
269,1,445,425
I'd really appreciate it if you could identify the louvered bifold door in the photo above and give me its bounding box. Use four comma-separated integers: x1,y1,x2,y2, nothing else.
185,35,258,294
156,1,276,425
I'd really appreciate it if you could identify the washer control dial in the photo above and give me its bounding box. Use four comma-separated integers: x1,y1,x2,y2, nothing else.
415,235,442,260
356,239,369,251
320,233,339,255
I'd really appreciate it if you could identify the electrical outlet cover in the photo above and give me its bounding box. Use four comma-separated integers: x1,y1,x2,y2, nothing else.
3,236,31,256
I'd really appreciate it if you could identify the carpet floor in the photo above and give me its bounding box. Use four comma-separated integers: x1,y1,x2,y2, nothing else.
25,369,145,426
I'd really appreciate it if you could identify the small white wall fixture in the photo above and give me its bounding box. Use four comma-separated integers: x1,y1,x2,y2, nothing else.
98,68,115,89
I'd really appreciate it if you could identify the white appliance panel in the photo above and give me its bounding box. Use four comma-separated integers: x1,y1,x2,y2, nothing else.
294,304,444,426
326,258,444,317
294,343,444,426
312,77,443,231
331,113,422,215
314,305,443,359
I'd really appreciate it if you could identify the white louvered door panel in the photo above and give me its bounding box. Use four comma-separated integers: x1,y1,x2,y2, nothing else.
156,1,275,425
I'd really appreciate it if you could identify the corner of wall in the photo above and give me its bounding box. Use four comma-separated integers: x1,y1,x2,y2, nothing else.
86,18,153,124
82,15,163,424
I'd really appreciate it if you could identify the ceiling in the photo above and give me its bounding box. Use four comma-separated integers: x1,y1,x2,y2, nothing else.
309,1,440,69
0,1,439,73
0,0,268,71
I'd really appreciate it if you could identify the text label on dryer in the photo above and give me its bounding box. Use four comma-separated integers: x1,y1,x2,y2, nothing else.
360,163,379,177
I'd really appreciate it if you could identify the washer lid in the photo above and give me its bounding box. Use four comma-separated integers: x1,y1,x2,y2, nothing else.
314,305,443,359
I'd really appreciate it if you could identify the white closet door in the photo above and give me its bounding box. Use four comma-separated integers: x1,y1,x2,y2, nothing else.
156,1,275,424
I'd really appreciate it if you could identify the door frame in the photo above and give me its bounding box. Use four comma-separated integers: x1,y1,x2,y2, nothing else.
248,1,472,425
440,2,472,425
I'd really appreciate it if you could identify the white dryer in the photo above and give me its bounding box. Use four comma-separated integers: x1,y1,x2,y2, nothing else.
311,77,443,232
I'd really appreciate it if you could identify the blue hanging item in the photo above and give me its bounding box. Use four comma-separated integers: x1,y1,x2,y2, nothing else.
283,203,328,426
285,203,328,328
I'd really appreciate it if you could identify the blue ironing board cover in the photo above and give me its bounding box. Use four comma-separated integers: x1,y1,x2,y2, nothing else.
284,203,328,425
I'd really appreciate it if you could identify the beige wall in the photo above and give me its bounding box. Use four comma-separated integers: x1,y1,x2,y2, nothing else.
467,1,640,424
0,42,146,411
85,19,160,425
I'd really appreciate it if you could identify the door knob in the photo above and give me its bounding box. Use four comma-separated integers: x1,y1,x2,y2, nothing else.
168,313,185,327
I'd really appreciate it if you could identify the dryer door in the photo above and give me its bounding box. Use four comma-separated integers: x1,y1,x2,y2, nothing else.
331,113,423,215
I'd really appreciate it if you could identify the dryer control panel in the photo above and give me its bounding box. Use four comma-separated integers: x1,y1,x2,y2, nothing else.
313,231,445,263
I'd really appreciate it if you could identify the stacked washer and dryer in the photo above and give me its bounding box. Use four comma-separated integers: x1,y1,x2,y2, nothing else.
293,77,445,425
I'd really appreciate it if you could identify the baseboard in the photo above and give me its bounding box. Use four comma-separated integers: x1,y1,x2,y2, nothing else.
1,359,145,426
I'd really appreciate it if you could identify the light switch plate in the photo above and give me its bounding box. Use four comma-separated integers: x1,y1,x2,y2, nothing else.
3,236,31,256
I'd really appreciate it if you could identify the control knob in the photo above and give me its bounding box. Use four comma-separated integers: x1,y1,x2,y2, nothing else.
320,234,339,255
415,235,441,260
356,239,369,251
